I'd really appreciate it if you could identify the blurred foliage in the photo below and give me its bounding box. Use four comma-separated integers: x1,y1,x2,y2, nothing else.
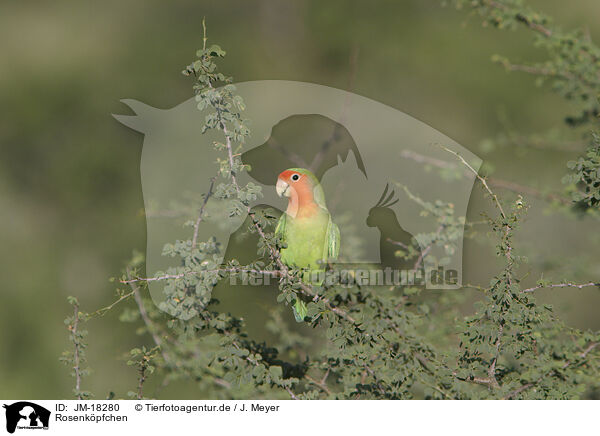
1,0,599,398
565,132,600,210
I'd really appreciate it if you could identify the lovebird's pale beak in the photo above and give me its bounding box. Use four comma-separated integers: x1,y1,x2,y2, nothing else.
276,179,290,197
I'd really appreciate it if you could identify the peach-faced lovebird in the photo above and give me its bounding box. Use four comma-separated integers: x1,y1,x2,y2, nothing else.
275,168,340,322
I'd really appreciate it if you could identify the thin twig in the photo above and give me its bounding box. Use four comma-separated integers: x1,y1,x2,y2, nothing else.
488,324,503,389
485,0,552,38
401,149,571,205
284,386,299,400
192,176,216,249
487,177,570,206
87,290,135,317
121,267,280,284
522,281,599,293
413,224,444,271
72,303,82,400
304,374,332,396
439,144,514,270
137,360,148,400
439,145,506,217
127,270,172,365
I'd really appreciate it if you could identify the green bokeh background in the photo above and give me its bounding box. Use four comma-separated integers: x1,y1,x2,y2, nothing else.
0,0,598,398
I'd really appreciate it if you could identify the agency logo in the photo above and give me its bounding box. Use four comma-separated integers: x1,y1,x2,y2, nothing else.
3,402,50,433
114,80,481,318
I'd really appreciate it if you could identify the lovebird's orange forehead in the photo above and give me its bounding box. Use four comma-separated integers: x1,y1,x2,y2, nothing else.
278,169,314,189
278,170,299,181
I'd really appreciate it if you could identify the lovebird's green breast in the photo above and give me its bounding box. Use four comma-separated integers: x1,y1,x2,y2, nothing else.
280,209,330,270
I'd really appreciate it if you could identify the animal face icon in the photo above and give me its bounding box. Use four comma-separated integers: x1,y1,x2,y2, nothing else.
3,402,50,434
366,184,423,271
366,183,399,228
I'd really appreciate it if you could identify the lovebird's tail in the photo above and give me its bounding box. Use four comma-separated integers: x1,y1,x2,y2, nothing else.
292,299,308,323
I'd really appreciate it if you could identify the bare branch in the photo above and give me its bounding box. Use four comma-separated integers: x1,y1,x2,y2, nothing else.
522,281,599,293
127,270,173,365
192,176,216,249
71,303,83,400
412,224,443,271
304,374,332,396
401,149,571,206
439,145,506,218
488,324,503,389
485,0,552,38
284,386,299,400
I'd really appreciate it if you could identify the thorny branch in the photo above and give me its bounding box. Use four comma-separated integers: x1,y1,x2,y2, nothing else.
400,149,570,205
127,269,173,365
70,302,83,400
522,281,600,293
192,176,216,249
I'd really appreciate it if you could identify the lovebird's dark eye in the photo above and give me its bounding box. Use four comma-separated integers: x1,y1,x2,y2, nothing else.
291,174,300,181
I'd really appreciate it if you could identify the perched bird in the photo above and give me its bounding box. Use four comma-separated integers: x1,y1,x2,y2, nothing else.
275,168,340,321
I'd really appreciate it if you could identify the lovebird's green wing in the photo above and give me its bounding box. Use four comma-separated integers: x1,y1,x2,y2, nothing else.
323,213,340,261
276,212,306,321
276,208,339,322
274,211,287,246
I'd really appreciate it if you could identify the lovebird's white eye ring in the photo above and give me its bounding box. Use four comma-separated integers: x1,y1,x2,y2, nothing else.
291,174,300,182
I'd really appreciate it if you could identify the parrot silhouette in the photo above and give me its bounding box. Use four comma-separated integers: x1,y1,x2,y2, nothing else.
275,168,340,321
